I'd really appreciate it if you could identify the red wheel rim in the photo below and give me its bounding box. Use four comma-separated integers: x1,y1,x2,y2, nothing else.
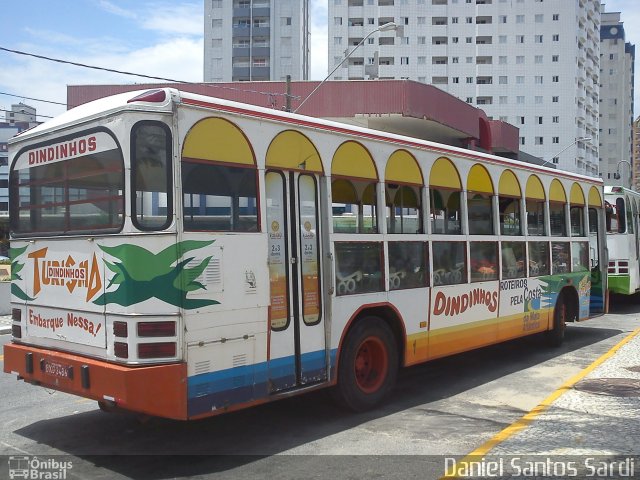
354,336,389,394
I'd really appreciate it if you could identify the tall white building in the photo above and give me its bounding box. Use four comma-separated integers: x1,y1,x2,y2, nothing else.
204,0,310,82
328,0,600,176
599,8,635,186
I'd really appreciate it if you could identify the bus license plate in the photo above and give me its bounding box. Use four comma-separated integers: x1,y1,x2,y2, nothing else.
42,360,72,379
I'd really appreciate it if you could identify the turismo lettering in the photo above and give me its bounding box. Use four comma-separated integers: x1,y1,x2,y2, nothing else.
28,248,102,301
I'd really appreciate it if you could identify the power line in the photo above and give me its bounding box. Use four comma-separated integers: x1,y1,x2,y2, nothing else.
0,91,67,107
0,46,300,100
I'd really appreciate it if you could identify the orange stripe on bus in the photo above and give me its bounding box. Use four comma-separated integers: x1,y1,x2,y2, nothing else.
405,310,553,365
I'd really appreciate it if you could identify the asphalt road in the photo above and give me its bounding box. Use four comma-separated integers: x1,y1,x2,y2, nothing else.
1,295,640,480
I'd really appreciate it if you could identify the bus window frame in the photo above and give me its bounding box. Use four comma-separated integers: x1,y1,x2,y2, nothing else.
385,182,424,234
131,120,173,232
9,126,125,237
182,159,260,233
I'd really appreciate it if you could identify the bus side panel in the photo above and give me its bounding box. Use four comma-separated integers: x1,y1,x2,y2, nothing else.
497,277,551,341
179,233,271,417
426,282,499,360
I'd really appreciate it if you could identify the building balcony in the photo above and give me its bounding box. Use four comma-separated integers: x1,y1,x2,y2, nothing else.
232,47,250,57
252,26,270,36
251,46,270,57
232,26,251,37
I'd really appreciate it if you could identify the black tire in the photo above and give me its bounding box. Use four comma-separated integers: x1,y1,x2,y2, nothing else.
98,400,113,413
333,316,398,412
546,292,567,347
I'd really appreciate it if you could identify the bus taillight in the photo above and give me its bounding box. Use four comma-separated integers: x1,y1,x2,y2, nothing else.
138,342,176,359
137,321,176,337
114,342,129,359
12,308,21,321
12,324,22,338
113,321,128,338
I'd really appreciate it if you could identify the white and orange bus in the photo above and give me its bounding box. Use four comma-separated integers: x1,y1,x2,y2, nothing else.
4,88,606,419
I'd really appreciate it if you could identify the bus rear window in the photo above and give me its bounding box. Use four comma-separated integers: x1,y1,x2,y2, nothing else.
10,131,124,236
132,122,172,230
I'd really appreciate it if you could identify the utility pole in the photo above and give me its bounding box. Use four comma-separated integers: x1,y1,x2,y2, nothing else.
285,75,292,112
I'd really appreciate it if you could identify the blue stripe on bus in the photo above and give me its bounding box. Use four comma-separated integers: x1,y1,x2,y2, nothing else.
187,349,337,417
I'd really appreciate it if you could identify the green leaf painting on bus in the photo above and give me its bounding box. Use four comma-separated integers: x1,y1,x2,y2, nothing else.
10,245,34,301
93,240,220,309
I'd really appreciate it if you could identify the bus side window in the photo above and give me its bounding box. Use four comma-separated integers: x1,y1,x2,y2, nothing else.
430,188,462,235
386,184,423,234
335,242,383,295
388,241,429,290
470,241,498,282
332,178,378,234
432,241,466,285
549,202,567,237
182,162,258,232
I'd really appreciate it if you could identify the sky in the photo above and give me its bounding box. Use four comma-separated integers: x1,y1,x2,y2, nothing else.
0,0,637,121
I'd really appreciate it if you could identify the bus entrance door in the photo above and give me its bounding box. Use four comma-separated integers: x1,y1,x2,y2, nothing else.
265,171,327,392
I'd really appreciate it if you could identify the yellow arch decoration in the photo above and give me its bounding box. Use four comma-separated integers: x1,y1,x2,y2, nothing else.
588,187,602,207
498,170,521,197
549,179,567,203
266,130,323,173
570,183,586,206
385,150,423,185
467,164,494,194
430,157,462,190
525,175,545,200
331,141,377,180
182,117,254,166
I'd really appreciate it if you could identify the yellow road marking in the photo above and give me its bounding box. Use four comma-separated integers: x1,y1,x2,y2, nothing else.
441,327,640,479
0,355,3,362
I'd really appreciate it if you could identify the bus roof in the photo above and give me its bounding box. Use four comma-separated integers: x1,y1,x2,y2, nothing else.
11,87,603,186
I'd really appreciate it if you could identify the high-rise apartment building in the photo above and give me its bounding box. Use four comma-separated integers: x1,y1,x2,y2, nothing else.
204,0,310,82
328,0,600,176
633,116,640,191
0,104,40,225
599,9,635,187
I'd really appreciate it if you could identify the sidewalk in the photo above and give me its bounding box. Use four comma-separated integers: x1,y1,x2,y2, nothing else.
488,328,640,456
448,328,640,477
0,314,10,335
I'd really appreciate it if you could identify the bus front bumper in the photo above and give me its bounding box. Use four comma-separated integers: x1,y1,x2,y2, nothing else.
3,342,188,420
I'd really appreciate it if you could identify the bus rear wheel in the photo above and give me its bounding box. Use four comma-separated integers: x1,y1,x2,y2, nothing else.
333,317,398,412
546,293,567,347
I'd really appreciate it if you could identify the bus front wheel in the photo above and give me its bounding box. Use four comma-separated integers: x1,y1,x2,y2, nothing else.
333,316,398,412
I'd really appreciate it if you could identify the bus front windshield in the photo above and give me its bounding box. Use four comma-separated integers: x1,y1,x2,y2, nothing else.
605,198,625,234
10,130,124,236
